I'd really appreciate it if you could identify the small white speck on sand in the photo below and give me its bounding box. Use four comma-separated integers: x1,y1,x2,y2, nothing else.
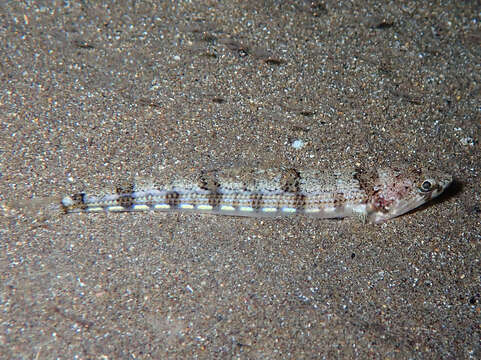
291,139,305,149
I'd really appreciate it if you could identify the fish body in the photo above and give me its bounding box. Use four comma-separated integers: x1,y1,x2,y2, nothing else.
61,166,452,223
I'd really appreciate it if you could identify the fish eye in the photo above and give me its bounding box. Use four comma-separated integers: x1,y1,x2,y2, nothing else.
420,180,433,192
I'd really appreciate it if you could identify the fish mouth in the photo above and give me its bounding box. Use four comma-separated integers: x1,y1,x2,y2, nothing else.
369,197,429,223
